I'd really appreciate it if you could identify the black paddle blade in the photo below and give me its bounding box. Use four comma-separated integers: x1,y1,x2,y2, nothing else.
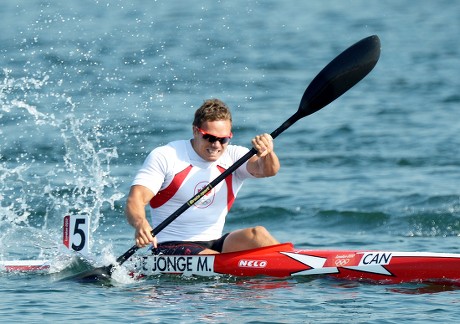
269,35,380,140
63,265,113,283
298,35,381,118
66,244,139,282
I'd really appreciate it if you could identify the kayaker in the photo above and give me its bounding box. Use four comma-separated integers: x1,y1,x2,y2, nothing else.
125,98,281,255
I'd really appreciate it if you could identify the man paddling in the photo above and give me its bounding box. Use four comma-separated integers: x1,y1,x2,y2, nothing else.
125,99,280,255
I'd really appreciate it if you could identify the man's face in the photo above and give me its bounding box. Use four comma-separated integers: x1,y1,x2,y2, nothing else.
192,120,232,162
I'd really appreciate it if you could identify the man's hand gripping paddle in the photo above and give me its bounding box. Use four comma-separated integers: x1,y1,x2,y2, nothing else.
70,35,381,282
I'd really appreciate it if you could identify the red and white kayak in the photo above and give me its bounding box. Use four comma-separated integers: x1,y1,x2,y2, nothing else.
126,243,460,285
3,242,460,285
6,214,459,284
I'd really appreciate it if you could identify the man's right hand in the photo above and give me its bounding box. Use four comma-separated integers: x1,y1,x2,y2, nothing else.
135,220,157,248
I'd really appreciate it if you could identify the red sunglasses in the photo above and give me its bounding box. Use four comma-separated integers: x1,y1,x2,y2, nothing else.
195,126,233,144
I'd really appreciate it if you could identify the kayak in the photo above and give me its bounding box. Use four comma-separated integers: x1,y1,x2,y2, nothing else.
3,242,460,285
124,243,460,285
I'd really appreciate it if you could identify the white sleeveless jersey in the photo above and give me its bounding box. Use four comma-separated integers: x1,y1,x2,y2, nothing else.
132,140,255,242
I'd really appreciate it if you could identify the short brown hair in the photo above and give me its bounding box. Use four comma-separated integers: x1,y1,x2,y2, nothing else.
193,99,232,127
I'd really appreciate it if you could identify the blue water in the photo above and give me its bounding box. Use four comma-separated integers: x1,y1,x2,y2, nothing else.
1,0,460,322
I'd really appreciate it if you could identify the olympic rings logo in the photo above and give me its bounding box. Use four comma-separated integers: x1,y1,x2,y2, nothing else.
335,259,350,267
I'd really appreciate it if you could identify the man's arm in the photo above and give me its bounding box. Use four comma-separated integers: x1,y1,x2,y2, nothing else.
125,185,157,248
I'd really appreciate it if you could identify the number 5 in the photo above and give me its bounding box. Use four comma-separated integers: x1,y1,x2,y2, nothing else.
72,218,86,251
63,215,90,256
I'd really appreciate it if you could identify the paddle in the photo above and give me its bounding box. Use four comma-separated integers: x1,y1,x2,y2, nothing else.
71,35,381,282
